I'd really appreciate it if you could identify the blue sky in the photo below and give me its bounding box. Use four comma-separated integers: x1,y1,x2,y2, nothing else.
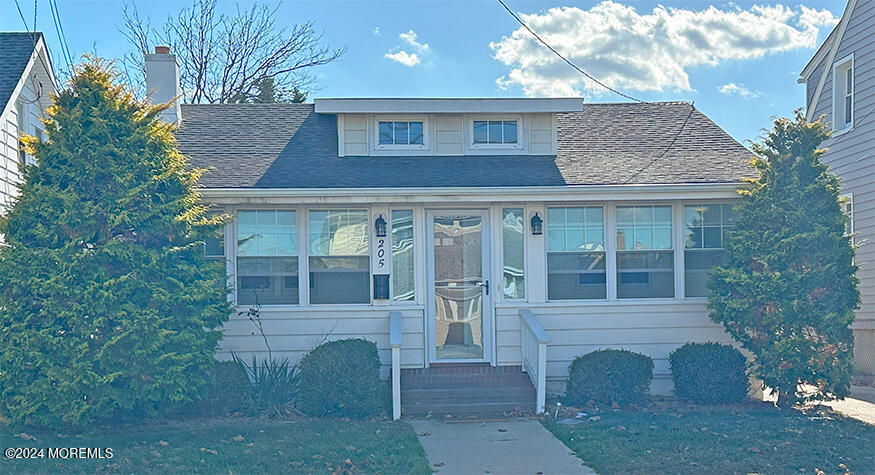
3,0,844,145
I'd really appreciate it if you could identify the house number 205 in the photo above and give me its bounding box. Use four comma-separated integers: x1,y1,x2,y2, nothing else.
377,238,386,268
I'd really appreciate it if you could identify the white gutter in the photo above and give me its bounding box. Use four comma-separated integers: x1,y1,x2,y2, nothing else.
199,182,745,204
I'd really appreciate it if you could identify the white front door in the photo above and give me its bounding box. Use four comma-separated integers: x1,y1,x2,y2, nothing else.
426,210,492,363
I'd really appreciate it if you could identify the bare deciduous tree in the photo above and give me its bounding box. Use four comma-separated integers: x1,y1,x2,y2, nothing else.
121,0,344,103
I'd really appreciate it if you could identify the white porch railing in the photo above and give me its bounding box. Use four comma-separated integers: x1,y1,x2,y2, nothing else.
389,311,403,420
520,309,549,414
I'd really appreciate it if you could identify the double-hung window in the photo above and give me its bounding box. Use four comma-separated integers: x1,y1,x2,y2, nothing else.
309,209,370,304
547,206,606,300
236,210,298,305
833,56,854,131
616,205,674,299
378,121,424,146
683,203,734,297
502,208,525,299
392,210,415,301
473,120,518,145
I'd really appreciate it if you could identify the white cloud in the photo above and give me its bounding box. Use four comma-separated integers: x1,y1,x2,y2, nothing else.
399,29,429,52
385,51,421,67
373,26,381,36
718,82,761,99
490,1,838,97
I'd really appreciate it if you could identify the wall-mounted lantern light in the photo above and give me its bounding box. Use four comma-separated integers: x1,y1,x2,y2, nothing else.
375,215,388,238
530,212,543,235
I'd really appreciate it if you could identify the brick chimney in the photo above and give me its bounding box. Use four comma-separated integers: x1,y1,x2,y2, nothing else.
144,46,182,123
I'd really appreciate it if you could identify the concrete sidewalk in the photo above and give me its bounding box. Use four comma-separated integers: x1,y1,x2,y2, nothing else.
409,417,594,474
822,386,875,425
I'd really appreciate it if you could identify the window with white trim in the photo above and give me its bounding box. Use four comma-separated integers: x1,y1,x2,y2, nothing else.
473,120,518,145
833,56,854,131
683,203,734,297
378,121,424,146
547,206,606,300
840,193,853,239
392,210,415,301
236,210,298,305
502,208,525,299
309,209,370,304
16,101,26,166
616,205,674,299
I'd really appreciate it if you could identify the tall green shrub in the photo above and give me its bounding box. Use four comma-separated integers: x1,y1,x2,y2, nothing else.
669,343,748,404
564,349,653,406
0,59,230,428
708,111,858,407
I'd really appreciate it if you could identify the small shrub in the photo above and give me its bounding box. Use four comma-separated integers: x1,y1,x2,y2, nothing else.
297,339,384,418
235,354,299,416
190,360,252,416
670,342,748,404
564,349,654,406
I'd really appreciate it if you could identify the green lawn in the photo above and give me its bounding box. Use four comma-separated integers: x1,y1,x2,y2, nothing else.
544,402,875,474
1,417,430,474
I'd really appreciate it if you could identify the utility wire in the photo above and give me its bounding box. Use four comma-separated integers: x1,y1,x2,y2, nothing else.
13,0,56,95
624,102,697,184
50,0,74,67
496,0,646,103
48,0,73,69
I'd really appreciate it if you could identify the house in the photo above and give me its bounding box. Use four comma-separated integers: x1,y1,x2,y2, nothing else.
144,48,755,417
798,0,874,386
0,32,56,215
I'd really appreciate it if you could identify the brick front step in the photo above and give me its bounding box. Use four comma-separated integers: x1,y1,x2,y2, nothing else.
399,364,537,416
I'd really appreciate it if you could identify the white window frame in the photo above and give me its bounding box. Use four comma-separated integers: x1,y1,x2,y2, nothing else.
840,192,854,239
680,201,735,300
498,204,528,302
232,207,302,307
469,115,524,150
544,203,608,302
374,115,429,151
832,54,854,134
306,207,373,306
389,207,418,305
614,202,676,300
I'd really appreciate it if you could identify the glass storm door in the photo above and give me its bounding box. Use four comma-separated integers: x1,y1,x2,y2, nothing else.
427,210,491,362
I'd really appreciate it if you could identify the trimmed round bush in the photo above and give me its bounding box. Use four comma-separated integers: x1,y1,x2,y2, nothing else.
565,349,654,406
669,342,748,404
297,339,385,418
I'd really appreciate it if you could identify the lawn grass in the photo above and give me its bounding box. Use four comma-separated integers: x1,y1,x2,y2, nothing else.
544,402,875,474
1,417,430,474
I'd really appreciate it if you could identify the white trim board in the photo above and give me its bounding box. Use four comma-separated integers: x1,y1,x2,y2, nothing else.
804,0,858,122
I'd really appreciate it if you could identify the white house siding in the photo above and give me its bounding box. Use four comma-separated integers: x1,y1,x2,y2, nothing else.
337,113,557,156
495,302,734,395
217,306,426,378
808,0,875,380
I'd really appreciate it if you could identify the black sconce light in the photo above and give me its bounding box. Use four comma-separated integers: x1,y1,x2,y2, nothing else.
530,212,543,235
375,215,387,238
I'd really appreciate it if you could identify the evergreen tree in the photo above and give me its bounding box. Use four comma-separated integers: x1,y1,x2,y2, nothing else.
708,111,858,407
0,59,230,428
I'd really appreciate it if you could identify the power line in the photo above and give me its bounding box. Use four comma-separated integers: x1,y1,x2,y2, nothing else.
496,0,646,103
624,102,697,184
48,0,73,69
13,0,57,93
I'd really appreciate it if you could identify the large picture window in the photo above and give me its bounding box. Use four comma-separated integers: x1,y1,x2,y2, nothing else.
502,208,525,299
684,203,734,297
309,209,370,304
236,210,298,305
392,210,415,301
616,205,673,299
547,206,606,300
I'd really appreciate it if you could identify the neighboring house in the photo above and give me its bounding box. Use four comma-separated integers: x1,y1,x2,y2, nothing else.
799,0,874,385
145,48,755,417
0,32,56,214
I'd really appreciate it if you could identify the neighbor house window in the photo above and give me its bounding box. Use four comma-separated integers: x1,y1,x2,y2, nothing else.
378,121,424,146
309,209,370,304
473,120,518,145
840,193,854,238
16,101,26,166
684,203,734,297
502,208,525,299
392,210,415,301
833,56,854,131
236,210,298,305
547,206,606,300
616,205,673,299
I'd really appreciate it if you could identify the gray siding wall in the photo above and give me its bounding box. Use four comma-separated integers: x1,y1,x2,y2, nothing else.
810,0,875,379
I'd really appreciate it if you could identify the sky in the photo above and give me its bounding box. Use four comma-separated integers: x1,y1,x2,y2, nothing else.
3,0,846,145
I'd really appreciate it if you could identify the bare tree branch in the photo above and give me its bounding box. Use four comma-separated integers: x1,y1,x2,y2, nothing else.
120,0,344,103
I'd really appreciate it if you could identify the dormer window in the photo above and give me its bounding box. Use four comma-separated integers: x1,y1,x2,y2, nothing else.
473,120,517,145
378,120,424,146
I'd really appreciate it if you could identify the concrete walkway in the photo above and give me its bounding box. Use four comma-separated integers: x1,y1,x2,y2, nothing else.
409,417,594,474
822,386,875,425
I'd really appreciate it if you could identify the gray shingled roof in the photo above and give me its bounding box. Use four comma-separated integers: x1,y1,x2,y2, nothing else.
176,101,754,189
0,32,41,112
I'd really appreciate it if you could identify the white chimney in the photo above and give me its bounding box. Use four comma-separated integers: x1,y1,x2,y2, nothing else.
145,46,182,123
